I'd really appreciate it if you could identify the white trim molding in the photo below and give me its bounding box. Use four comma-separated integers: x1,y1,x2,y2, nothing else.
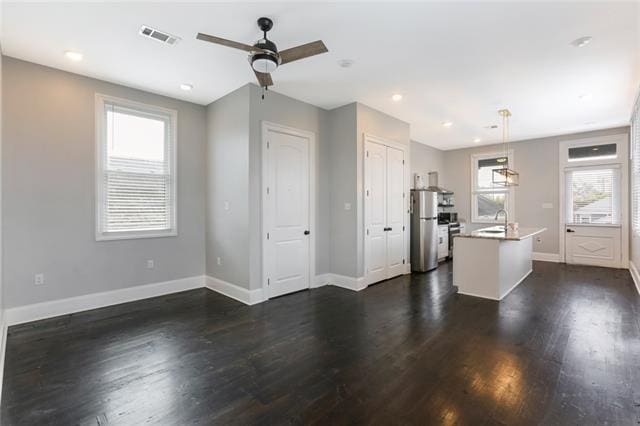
313,274,331,288
325,274,368,292
0,314,7,401
532,252,561,263
205,276,264,305
5,275,204,326
629,261,640,295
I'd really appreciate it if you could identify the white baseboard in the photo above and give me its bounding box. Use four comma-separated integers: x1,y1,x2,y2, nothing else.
313,273,331,288
629,261,640,296
205,276,264,305
326,273,367,291
5,275,205,326
0,312,6,402
532,252,561,263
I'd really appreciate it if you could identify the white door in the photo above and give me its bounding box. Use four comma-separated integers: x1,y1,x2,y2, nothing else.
264,126,311,298
365,142,388,284
565,225,621,268
564,166,622,268
364,139,406,284
386,146,405,277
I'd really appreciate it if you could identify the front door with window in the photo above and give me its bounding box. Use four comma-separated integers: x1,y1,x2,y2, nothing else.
561,136,629,268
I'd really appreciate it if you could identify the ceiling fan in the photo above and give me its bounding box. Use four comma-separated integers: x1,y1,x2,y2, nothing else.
196,17,328,90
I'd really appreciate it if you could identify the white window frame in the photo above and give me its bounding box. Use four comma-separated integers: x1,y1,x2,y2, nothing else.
95,93,178,241
470,150,515,224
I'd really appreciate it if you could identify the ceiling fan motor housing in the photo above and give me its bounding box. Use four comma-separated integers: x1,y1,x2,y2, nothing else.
251,38,280,73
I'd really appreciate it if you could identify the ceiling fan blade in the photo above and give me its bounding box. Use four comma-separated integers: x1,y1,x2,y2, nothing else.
254,70,273,87
279,40,328,65
196,32,265,53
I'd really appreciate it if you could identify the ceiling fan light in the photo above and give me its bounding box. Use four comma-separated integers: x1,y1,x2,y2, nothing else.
251,55,278,73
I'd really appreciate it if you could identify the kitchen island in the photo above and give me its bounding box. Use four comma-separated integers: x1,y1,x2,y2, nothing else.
453,226,546,300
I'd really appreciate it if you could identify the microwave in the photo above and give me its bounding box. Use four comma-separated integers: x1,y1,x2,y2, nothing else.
438,212,458,224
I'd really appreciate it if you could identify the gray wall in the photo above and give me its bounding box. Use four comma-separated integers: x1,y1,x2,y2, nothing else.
205,84,331,290
410,141,445,188
2,57,207,308
328,103,358,277
205,85,251,287
442,126,630,255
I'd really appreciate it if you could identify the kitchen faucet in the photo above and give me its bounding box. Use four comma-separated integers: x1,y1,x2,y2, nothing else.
495,209,508,231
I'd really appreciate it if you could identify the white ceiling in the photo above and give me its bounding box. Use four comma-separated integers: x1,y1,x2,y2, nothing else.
2,1,639,150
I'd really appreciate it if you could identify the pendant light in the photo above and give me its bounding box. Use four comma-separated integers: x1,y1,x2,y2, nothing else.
492,109,519,186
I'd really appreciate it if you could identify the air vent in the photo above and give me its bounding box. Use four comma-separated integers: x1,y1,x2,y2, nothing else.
139,25,180,45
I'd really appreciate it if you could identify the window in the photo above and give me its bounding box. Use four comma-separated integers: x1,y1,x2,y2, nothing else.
568,143,617,162
471,152,514,223
95,94,177,240
633,96,640,234
565,167,620,224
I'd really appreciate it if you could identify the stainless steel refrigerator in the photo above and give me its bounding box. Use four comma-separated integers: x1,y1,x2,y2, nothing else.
410,189,438,272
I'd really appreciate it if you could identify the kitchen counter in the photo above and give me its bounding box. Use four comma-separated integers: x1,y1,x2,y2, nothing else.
453,226,547,301
456,226,546,241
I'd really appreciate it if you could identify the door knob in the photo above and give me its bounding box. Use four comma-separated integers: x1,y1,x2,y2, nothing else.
384,227,392,231
304,230,310,235
566,229,575,233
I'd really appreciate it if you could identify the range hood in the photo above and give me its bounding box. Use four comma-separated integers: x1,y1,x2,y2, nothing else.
427,172,452,194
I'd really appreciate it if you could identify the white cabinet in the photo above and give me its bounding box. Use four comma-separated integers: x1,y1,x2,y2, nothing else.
438,225,449,260
364,140,406,284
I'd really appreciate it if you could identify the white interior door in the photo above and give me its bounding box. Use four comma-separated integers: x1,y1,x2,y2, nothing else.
364,139,406,285
264,126,311,298
365,141,388,284
386,146,405,277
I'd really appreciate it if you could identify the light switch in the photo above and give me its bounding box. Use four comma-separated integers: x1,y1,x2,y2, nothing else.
224,201,230,211
344,203,351,211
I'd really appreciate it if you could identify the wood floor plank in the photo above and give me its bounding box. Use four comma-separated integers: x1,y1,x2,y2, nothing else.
2,261,639,424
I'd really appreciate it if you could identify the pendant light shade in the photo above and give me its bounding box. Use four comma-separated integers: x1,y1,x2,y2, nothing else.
492,109,519,187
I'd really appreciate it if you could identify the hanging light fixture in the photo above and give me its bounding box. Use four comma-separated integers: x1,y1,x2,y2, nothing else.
492,109,519,186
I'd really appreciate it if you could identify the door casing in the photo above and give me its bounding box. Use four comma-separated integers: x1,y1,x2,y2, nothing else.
261,121,316,300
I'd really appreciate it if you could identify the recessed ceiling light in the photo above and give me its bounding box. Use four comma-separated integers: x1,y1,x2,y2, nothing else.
584,121,596,125
391,94,403,102
570,36,593,48
180,83,193,91
473,138,482,143
579,93,593,101
337,59,354,68
64,50,83,62
442,121,453,128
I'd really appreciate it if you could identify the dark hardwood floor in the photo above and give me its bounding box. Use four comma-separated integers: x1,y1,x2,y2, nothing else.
2,261,639,425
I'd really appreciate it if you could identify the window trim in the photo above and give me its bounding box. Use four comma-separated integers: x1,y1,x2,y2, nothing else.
632,95,640,236
470,150,515,224
95,93,178,241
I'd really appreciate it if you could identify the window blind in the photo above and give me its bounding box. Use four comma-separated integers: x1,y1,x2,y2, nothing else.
566,168,619,224
97,98,176,239
632,96,640,233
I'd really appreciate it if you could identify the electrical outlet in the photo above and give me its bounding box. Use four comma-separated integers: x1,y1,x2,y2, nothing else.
344,203,351,211
147,259,155,269
35,273,44,286
217,257,222,265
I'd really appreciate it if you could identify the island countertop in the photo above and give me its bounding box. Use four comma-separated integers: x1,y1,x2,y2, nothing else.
455,226,547,241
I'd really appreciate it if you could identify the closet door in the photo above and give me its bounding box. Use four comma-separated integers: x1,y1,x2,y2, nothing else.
386,146,405,278
365,142,388,284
